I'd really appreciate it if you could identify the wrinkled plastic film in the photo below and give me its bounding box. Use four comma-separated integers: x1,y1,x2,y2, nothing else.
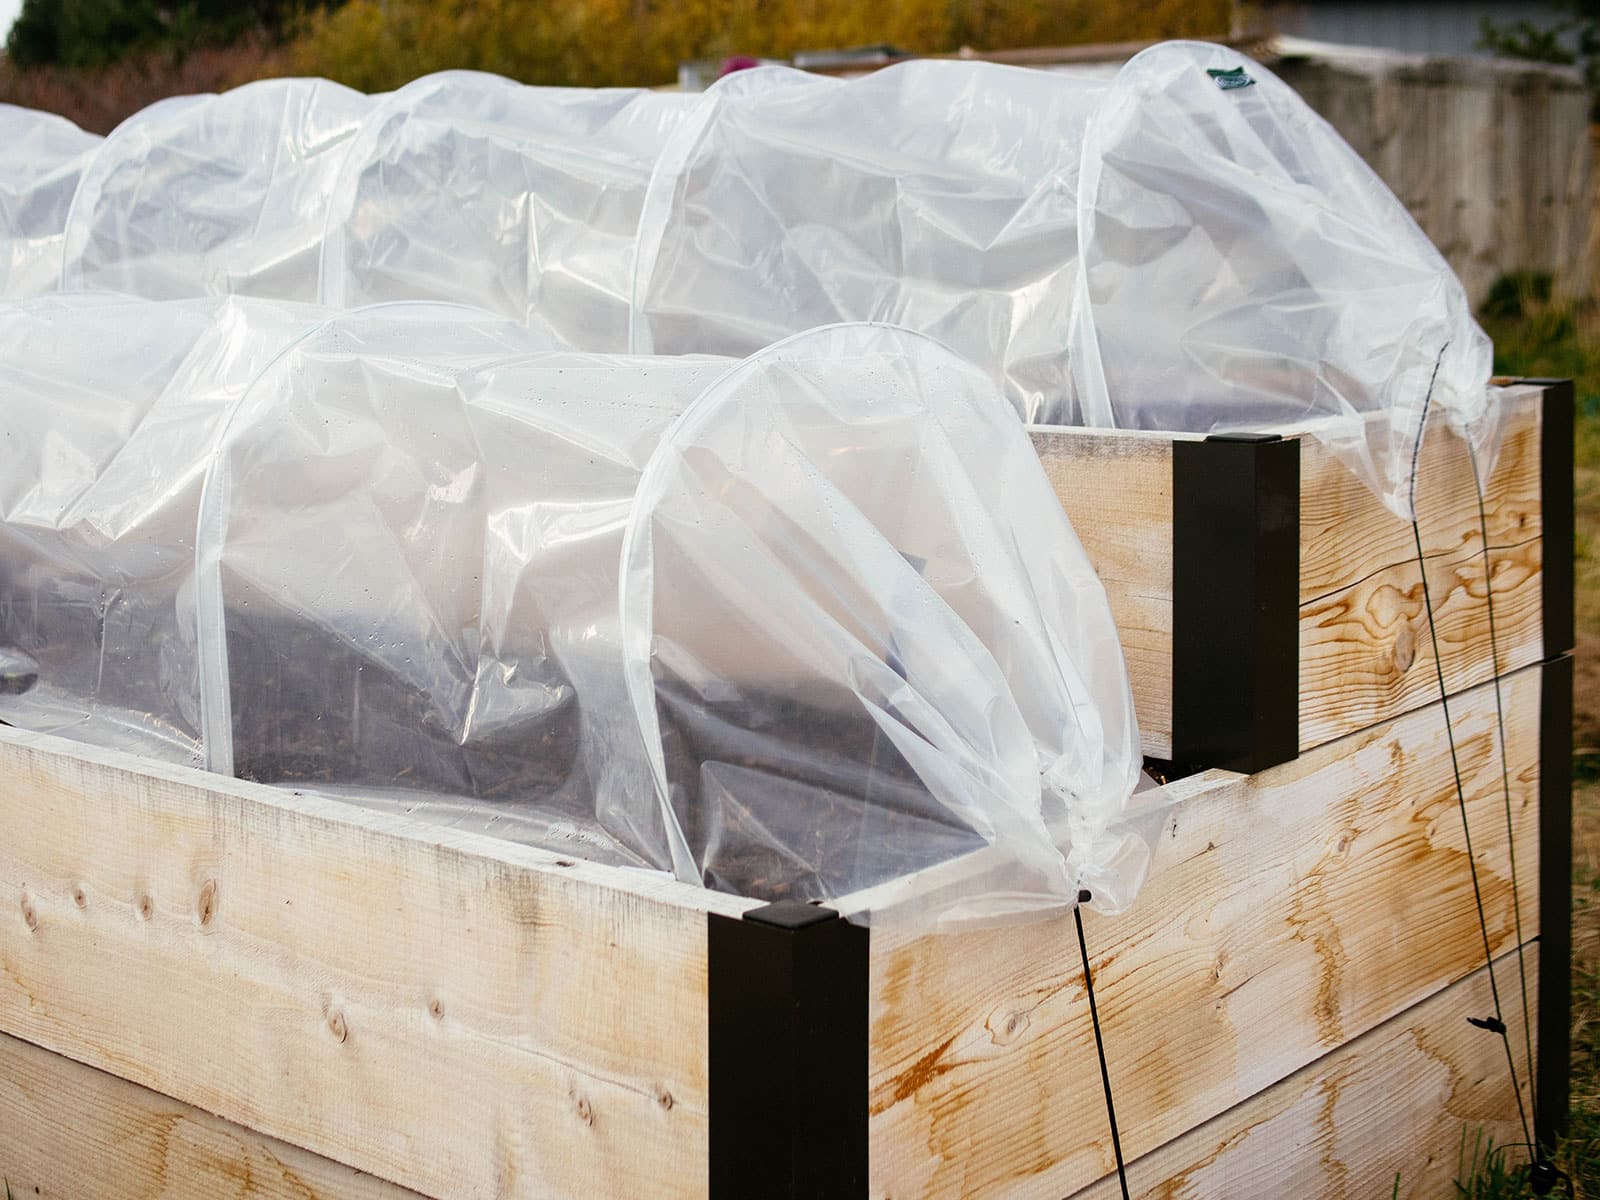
620,324,1145,925
0,293,328,763
61,79,372,301
1068,41,1498,518
630,62,1108,422
195,303,717,865
322,72,697,351
0,105,100,295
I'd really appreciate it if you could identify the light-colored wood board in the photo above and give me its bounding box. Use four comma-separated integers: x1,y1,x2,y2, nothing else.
1030,387,1545,761
0,724,751,1200
1298,387,1544,750
867,663,1542,1200
1068,946,1539,1199
0,1027,426,1200
1298,387,1542,600
1030,426,1179,760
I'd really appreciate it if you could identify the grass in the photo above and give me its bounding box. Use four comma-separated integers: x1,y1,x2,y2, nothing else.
1447,278,1600,1196
1456,1127,1545,1197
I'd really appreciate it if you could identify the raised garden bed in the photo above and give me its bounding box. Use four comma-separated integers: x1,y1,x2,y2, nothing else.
0,379,1572,1198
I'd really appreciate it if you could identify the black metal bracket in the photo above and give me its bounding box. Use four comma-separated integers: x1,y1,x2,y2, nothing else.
1171,433,1301,773
708,900,869,1198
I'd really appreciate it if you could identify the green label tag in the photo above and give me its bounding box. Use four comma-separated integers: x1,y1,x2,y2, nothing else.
1207,66,1256,91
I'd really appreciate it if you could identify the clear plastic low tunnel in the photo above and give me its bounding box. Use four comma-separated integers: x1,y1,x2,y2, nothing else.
0,297,1147,926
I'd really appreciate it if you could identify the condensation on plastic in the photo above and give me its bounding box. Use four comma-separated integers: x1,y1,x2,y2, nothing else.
619,324,1146,925
0,293,328,763
629,62,1108,422
321,72,698,351
194,303,703,864
1069,41,1498,519
0,105,100,296
60,79,372,301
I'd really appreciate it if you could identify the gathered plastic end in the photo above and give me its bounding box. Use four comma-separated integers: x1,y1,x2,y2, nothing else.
1072,41,1495,525
620,322,1145,928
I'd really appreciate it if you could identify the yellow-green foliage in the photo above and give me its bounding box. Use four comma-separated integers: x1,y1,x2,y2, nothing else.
288,0,1231,92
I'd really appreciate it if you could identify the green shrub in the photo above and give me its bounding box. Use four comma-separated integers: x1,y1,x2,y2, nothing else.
286,0,1232,92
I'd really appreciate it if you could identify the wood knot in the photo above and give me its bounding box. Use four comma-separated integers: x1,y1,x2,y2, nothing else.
1392,623,1416,674
988,1007,1030,1046
71,884,87,909
326,1010,348,1043
20,893,37,932
428,998,445,1021
137,894,154,922
574,1094,594,1126
197,879,218,927
654,1085,674,1111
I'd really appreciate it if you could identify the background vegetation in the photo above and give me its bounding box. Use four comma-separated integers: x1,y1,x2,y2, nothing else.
286,0,1227,93
0,0,1230,131
4,0,311,68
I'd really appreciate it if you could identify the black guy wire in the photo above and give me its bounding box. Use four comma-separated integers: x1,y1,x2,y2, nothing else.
1407,347,1535,1163
1074,893,1131,1200
1465,438,1541,1140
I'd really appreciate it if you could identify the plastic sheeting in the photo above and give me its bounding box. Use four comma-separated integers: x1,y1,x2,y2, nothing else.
0,40,1501,919
194,303,671,863
0,105,100,296
0,294,1147,923
0,293,328,762
630,62,1109,423
630,49,1496,513
61,79,372,300
0,47,1498,521
1068,41,1497,519
620,324,1145,920
321,72,698,351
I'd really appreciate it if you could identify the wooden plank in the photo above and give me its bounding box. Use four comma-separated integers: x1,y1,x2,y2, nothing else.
0,724,751,1200
0,1027,425,1200
1067,946,1539,1199
1299,386,1544,751
1031,426,1180,760
1030,385,1545,762
867,663,1543,1200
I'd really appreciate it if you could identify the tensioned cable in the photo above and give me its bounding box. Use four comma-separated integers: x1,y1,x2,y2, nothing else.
1465,437,1540,1139
1406,348,1535,1164
1074,892,1131,1200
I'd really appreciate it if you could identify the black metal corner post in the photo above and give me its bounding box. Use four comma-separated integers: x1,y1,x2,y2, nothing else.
708,900,869,1198
1170,433,1301,773
1532,376,1576,1150
1534,378,1577,661
1540,651,1574,1150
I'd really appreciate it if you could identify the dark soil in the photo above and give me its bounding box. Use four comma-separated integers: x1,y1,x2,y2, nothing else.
223,602,984,903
